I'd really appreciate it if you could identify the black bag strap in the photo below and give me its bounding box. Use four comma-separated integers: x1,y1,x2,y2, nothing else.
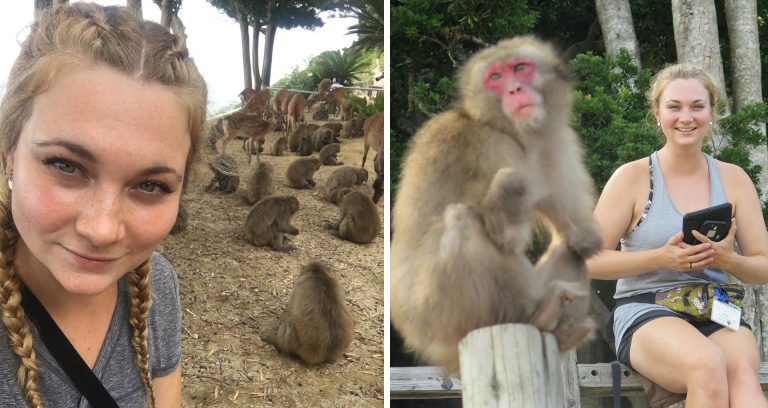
611,360,622,408
21,286,119,408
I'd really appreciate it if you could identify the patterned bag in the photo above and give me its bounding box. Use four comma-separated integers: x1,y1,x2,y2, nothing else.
654,283,745,322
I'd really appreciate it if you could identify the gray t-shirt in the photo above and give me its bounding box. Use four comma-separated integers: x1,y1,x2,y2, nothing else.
0,252,182,407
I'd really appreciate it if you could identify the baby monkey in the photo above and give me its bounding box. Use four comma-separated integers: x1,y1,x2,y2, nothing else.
391,36,601,375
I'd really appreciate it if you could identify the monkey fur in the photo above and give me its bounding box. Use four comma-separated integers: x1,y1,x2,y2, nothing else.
328,190,379,244
243,161,275,205
260,261,354,365
320,166,368,201
285,157,321,189
288,123,319,152
270,136,288,156
206,154,240,194
312,127,334,152
319,143,344,166
391,36,601,375
243,195,300,252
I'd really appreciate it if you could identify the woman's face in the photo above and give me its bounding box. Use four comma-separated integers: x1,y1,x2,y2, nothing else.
8,64,191,296
655,78,713,147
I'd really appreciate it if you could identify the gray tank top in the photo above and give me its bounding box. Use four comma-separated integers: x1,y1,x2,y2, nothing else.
614,151,729,299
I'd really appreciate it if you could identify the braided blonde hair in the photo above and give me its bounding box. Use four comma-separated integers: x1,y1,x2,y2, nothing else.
0,3,207,406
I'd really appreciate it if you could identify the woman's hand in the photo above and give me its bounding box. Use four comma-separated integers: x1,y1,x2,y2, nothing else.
691,217,738,270
658,231,715,271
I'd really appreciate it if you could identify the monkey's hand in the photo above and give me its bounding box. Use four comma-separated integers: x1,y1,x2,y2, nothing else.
481,167,530,251
564,220,602,259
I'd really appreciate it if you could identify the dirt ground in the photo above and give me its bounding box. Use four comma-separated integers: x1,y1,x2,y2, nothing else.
157,119,385,407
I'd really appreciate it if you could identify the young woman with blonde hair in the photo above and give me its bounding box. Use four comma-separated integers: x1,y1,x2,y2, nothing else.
0,2,207,406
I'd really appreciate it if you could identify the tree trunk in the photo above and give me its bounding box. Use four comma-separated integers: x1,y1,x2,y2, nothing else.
595,0,641,68
262,23,278,88
127,0,142,19
671,0,727,107
237,5,252,91
251,22,262,91
724,0,767,195
160,0,173,29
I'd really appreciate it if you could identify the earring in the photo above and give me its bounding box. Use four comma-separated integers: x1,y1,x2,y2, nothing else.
709,121,713,126
657,122,661,127
7,177,12,191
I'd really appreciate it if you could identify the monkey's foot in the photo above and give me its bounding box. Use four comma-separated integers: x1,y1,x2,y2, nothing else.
530,281,588,331
553,318,595,352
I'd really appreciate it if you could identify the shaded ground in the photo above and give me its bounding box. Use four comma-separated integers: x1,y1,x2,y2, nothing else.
158,120,384,407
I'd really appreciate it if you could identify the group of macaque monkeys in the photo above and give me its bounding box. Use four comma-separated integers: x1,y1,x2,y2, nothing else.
392,36,601,375
194,82,385,365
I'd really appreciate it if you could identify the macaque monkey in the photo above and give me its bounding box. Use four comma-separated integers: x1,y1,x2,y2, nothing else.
317,78,332,94
323,88,347,117
320,122,342,141
285,157,321,189
206,154,240,194
391,36,601,375
312,127,333,152
243,195,300,251
361,112,384,168
270,136,288,156
320,166,368,201
340,99,355,121
288,123,320,152
260,262,354,365
297,135,314,157
319,143,343,166
327,187,356,205
244,161,275,205
242,131,269,164
328,190,380,244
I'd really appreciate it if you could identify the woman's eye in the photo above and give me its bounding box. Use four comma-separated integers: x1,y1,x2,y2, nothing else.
43,158,79,174
138,181,172,194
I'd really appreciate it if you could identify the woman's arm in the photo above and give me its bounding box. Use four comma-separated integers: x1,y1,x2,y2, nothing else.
700,164,768,284
152,365,182,408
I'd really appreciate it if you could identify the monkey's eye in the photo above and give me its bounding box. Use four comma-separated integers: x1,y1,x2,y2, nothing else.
490,72,502,81
514,63,528,72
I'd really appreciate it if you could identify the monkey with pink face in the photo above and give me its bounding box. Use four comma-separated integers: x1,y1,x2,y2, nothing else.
391,36,602,375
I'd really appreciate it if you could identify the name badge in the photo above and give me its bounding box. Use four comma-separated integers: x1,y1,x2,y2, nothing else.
711,299,741,331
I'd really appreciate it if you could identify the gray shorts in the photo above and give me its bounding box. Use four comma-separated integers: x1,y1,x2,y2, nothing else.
609,302,751,368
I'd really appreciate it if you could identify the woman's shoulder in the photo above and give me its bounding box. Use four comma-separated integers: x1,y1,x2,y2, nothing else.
713,158,752,184
605,157,650,189
149,252,180,307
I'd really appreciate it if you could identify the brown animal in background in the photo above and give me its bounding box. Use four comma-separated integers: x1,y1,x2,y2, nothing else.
372,170,383,204
270,136,288,156
319,143,343,166
328,190,380,244
288,123,320,152
243,195,300,251
206,154,240,194
317,78,332,94
340,99,355,121
205,117,224,154
321,122,342,141
312,127,333,152
322,87,347,117
220,111,273,158
242,129,271,164
240,88,270,117
297,135,314,157
361,112,384,168
260,262,354,365
391,36,601,375
327,187,356,205
272,87,290,132
321,166,368,201
244,161,275,205
286,93,306,134
286,157,321,189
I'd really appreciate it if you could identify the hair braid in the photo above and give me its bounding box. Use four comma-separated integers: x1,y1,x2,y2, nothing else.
0,184,44,407
127,260,155,408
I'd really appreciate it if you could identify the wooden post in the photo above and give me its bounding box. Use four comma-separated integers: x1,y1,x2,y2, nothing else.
459,323,565,407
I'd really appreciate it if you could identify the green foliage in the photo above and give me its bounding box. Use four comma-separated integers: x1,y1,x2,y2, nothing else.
209,100,242,118
308,48,379,86
410,77,457,116
345,0,384,52
273,65,317,91
347,92,384,117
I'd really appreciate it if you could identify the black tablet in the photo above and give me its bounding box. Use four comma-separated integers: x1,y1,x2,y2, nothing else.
682,202,733,245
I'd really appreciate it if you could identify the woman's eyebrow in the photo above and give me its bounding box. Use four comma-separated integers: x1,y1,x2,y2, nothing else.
35,139,97,163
